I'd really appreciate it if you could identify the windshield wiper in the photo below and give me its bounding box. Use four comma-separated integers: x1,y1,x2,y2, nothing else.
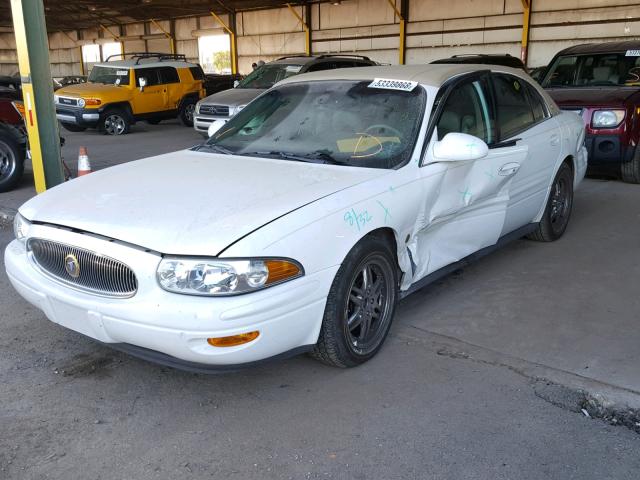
191,143,235,155
240,150,347,165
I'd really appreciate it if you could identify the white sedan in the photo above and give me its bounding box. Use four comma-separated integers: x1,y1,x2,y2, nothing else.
5,65,587,371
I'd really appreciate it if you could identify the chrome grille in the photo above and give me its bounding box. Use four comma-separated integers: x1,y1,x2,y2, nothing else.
28,238,138,298
199,104,230,116
56,96,79,107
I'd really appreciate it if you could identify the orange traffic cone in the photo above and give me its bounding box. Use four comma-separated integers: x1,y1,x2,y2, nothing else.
77,146,92,176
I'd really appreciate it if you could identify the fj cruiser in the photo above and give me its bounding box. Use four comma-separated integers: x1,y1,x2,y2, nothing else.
55,53,205,135
193,54,377,136
541,41,640,183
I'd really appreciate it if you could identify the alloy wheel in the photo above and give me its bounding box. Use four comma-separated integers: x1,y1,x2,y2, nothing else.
549,175,570,234
0,140,16,180
344,256,394,356
104,114,126,135
185,103,195,123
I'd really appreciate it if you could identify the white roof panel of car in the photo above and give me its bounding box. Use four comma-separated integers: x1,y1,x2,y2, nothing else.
93,60,196,69
277,63,528,88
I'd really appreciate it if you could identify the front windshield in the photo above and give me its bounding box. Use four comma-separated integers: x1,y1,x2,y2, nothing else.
237,64,304,89
542,53,640,87
88,66,131,86
204,80,425,169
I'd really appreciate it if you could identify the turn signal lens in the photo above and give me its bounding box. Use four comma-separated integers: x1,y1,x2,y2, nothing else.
11,101,25,119
85,98,102,106
265,260,301,284
207,331,260,347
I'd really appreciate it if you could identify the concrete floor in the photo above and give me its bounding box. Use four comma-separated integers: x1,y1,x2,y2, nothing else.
1,122,639,478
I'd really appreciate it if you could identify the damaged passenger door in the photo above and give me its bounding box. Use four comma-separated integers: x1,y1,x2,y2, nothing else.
410,73,528,282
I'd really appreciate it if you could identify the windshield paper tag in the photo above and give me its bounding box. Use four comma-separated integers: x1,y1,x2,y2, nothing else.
285,65,303,73
368,78,418,91
626,50,640,56
116,70,129,75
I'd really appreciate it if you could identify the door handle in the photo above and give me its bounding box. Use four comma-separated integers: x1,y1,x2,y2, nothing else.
550,134,560,146
498,162,520,176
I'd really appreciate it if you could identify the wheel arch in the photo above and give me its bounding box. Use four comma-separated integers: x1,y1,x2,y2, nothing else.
100,102,134,119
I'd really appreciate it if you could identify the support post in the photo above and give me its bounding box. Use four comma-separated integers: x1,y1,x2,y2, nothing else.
520,0,532,67
286,3,310,56
386,0,405,65
150,19,176,55
11,0,63,193
210,11,238,74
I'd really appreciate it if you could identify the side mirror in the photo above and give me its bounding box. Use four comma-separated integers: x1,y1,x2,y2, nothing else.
208,119,227,137
233,80,240,88
432,132,489,162
138,77,147,91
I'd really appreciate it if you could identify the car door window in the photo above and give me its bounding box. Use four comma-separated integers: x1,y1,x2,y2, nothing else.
526,84,548,124
493,74,535,139
158,67,180,84
135,68,161,86
306,62,337,72
435,76,495,144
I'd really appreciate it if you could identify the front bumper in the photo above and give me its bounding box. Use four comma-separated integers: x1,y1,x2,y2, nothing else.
55,106,101,127
4,225,335,369
584,134,636,168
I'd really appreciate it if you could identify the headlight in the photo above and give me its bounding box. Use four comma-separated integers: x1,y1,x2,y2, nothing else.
13,213,31,244
195,101,201,114
232,105,246,115
54,95,59,104
77,98,86,108
157,257,303,296
591,110,625,128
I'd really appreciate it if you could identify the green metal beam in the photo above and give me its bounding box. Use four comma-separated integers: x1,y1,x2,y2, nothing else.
11,0,63,193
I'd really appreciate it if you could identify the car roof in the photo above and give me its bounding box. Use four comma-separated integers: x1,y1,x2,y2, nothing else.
556,41,640,55
93,60,197,69
277,63,525,88
431,54,525,69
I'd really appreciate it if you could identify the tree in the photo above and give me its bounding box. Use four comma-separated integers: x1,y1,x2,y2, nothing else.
213,51,231,73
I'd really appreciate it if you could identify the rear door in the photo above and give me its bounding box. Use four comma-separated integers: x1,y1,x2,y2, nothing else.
491,73,561,234
414,73,527,281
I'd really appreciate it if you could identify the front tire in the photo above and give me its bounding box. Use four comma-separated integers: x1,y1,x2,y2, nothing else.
311,236,398,368
179,98,197,127
60,122,86,133
528,162,574,242
621,148,640,184
101,108,130,136
0,133,25,193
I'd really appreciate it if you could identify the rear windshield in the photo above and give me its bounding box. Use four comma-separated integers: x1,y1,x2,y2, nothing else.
542,52,640,87
237,64,304,89
204,80,426,169
88,66,131,86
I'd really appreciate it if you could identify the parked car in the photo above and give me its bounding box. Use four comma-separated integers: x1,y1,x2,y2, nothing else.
5,65,586,371
529,66,547,83
193,54,377,136
541,41,640,183
204,73,243,96
0,97,26,192
54,53,206,135
431,54,527,71
53,75,87,91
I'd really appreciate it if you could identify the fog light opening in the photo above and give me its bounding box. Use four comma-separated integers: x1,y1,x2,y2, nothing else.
207,331,260,347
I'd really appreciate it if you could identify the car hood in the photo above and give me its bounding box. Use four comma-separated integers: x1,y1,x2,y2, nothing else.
20,150,390,256
56,82,125,97
546,87,639,107
200,88,263,107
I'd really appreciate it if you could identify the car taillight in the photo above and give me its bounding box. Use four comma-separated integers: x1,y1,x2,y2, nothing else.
11,101,25,119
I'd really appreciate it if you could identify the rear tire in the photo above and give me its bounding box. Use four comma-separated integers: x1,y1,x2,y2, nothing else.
527,162,574,242
0,133,24,193
60,122,86,133
100,108,130,136
621,148,640,184
311,235,398,368
179,98,197,127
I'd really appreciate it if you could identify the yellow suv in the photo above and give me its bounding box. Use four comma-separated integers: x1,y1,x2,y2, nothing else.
55,53,205,135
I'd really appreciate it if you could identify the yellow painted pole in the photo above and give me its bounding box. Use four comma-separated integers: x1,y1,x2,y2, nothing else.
520,0,532,66
210,11,238,74
386,0,405,65
11,0,63,192
286,3,310,56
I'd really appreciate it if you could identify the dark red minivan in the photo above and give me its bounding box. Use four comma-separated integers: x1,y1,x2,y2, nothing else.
541,41,640,183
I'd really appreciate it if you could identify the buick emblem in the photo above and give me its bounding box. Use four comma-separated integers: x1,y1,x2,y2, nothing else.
64,253,80,279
